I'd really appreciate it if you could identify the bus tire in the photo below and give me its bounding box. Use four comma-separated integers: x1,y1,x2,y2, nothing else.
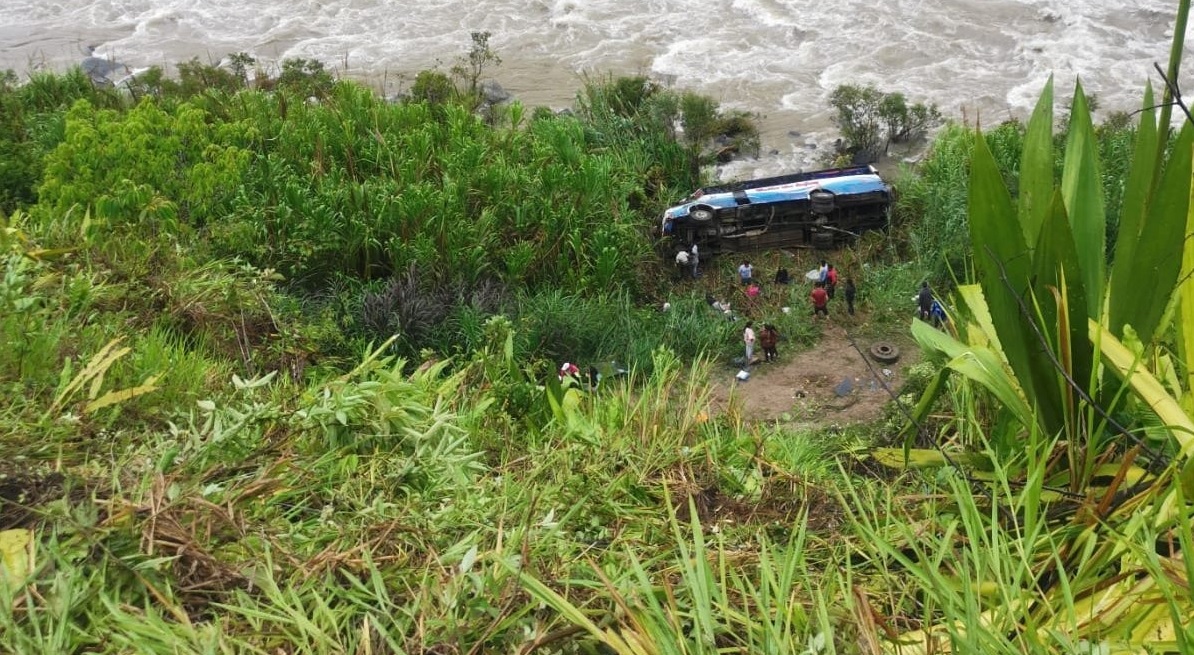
869,342,900,364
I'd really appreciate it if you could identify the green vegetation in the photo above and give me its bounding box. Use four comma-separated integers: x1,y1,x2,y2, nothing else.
828,83,942,161
3,6,1194,652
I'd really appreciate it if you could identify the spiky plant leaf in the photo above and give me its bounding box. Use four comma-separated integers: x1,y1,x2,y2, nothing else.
1060,80,1106,320
1117,124,1194,349
911,319,1035,432
1181,150,1194,412
1093,318,1194,458
968,124,1064,435
1107,82,1160,338
1018,76,1055,248
1030,190,1090,434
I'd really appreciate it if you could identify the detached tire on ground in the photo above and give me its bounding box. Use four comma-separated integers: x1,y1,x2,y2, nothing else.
869,341,900,364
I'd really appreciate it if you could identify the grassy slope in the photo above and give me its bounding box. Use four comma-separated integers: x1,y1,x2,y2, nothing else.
4,65,1188,654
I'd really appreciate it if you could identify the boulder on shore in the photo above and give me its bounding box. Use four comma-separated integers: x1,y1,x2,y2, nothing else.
82,55,130,86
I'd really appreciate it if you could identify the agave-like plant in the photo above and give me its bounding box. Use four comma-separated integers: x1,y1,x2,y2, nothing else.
896,0,1194,649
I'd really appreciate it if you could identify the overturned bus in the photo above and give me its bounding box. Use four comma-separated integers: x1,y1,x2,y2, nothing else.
661,164,893,252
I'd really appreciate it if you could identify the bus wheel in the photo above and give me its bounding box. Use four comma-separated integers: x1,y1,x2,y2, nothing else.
812,231,835,250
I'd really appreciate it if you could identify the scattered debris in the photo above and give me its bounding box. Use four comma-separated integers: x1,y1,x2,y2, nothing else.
834,377,854,397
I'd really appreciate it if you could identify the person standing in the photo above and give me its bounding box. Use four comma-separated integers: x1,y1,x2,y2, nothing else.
738,260,754,285
674,249,690,282
818,260,829,284
844,277,857,316
918,281,934,321
811,282,829,317
759,324,780,362
743,321,757,368
690,243,700,278
826,264,839,299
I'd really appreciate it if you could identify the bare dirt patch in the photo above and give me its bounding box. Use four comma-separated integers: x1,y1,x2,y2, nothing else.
709,321,920,427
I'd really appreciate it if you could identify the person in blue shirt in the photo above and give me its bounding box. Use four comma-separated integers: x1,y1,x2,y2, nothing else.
930,299,948,328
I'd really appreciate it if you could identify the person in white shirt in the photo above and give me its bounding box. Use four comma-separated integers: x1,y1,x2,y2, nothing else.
743,321,756,368
738,261,753,285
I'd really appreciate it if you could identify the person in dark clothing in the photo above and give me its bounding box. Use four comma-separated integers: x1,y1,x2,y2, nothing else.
759,324,780,362
917,281,934,321
774,267,791,284
844,278,857,315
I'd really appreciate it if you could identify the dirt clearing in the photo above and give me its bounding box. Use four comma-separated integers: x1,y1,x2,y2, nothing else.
709,322,920,427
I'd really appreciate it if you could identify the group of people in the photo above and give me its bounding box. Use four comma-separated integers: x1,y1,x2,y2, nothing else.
809,259,857,317
917,281,948,327
742,320,780,368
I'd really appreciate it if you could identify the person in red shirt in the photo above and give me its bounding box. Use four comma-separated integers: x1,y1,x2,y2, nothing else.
811,282,829,317
826,264,839,299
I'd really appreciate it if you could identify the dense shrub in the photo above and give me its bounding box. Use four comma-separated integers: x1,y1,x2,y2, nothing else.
829,83,941,161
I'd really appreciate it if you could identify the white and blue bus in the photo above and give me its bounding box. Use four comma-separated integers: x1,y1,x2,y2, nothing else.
662,164,893,252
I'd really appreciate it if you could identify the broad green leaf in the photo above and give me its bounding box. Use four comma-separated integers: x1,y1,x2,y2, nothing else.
872,447,989,470
1060,80,1106,320
1093,318,1194,457
1107,82,1159,337
968,126,1056,430
1018,76,1055,248
1122,124,1194,348
957,284,1003,355
912,320,1036,433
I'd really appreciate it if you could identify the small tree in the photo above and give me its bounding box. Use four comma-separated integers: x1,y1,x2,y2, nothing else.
680,92,719,184
227,52,256,88
878,92,908,152
899,102,942,142
828,84,885,161
831,84,941,159
451,31,501,108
